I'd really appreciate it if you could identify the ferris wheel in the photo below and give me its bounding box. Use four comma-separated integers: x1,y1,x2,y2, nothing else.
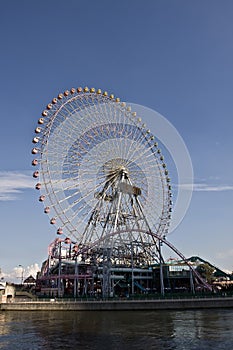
32,86,172,260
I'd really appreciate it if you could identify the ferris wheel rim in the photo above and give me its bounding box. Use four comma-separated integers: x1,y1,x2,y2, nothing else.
32,87,172,243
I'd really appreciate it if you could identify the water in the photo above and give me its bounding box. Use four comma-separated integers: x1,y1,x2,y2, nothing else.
0,309,233,349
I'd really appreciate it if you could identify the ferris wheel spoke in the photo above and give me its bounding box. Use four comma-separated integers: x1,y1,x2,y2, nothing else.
126,138,154,165
60,175,107,215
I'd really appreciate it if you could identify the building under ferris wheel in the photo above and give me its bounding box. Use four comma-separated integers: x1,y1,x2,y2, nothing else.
32,86,211,298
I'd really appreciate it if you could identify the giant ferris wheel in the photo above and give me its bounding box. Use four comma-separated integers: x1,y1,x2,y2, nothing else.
32,87,172,265
32,86,213,297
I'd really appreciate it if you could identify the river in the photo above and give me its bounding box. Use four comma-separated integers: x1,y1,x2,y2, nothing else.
0,309,233,349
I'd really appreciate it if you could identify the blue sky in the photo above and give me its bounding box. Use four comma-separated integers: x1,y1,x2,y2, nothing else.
0,0,233,280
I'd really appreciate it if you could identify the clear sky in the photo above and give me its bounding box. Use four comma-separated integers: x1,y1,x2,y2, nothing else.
0,0,233,281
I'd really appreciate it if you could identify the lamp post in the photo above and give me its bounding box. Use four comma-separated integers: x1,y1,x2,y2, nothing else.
18,265,24,285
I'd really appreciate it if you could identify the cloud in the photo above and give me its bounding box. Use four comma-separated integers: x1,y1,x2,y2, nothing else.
0,171,34,201
178,183,233,192
0,264,40,283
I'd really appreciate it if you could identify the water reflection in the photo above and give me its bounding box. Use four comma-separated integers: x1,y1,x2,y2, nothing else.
171,309,233,349
0,309,233,350
0,313,10,335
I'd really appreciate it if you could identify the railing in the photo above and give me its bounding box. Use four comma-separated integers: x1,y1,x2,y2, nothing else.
11,292,233,304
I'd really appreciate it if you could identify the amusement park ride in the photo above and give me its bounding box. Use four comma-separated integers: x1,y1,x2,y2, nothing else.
32,86,211,298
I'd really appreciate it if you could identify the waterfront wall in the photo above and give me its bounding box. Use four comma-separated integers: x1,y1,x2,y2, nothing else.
1,297,233,311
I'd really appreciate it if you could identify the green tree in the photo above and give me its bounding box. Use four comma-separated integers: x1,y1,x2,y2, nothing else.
196,263,215,284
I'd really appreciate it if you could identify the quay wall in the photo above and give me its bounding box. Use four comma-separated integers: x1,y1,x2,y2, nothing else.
1,297,233,311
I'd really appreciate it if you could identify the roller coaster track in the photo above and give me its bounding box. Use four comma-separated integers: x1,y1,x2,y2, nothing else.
77,229,213,291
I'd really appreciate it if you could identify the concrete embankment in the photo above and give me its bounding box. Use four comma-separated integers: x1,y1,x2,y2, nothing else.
1,297,233,311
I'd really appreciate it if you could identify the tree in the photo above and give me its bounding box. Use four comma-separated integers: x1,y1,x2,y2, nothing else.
196,263,215,284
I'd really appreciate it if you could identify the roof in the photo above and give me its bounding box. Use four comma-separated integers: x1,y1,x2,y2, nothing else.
23,275,36,284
